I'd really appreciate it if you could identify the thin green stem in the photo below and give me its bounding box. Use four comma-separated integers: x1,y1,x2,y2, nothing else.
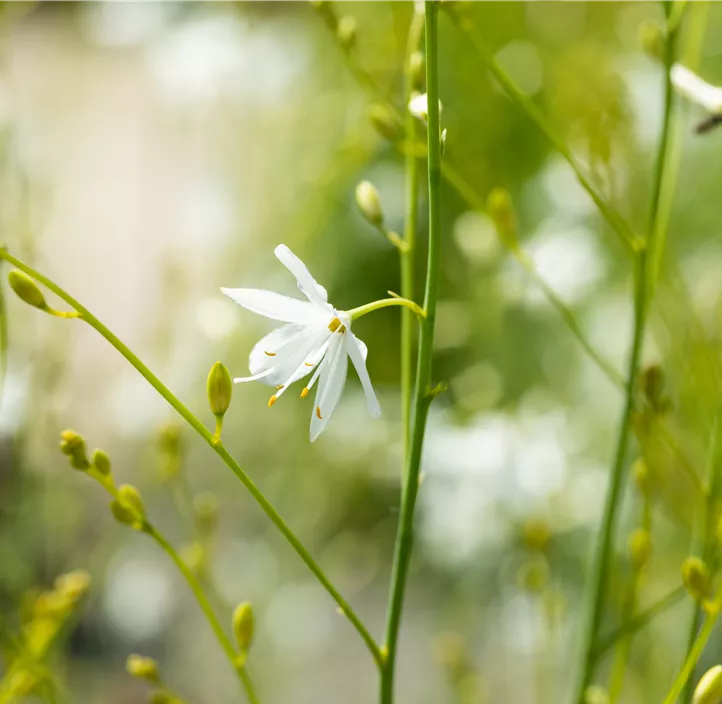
571,252,648,704
347,297,425,322
662,600,722,704
446,10,640,254
0,249,382,669
148,525,259,704
380,4,442,703
401,5,425,472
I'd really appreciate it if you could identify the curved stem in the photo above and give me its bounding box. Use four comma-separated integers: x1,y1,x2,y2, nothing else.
0,249,382,669
380,4,442,702
346,297,425,322
148,525,259,704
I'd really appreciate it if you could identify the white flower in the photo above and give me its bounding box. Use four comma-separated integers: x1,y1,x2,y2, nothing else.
408,92,443,123
221,245,381,442
671,64,722,113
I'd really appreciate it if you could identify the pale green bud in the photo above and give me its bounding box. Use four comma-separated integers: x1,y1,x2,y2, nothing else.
487,188,518,250
126,654,159,683
682,556,712,601
522,519,551,552
584,685,610,704
54,570,91,603
693,665,722,704
92,449,112,477
409,51,424,87
207,361,232,418
232,602,255,652
337,16,356,52
368,103,403,142
628,528,652,571
194,492,219,535
181,541,206,574
59,429,90,470
8,269,46,310
632,457,653,498
111,484,146,530
355,181,384,227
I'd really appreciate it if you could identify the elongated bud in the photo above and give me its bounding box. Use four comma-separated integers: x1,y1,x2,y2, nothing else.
54,570,91,602
368,103,403,142
523,519,551,552
8,269,46,310
126,654,159,683
194,492,219,535
92,449,111,477
632,457,653,498
584,685,610,704
639,21,663,62
682,556,712,601
111,484,146,530
181,541,206,574
694,665,722,704
642,365,664,406
409,51,424,87
337,16,356,52
487,187,518,250
232,602,255,652
355,181,384,227
59,429,90,470
628,528,652,571
207,362,232,418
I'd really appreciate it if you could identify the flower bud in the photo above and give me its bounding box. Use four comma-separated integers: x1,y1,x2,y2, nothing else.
126,654,159,683
584,685,610,704
368,103,403,142
194,492,219,535
639,21,663,62
59,429,90,470
642,365,665,407
54,570,91,603
159,423,182,456
694,665,722,704
8,269,46,310
517,557,549,593
682,556,712,601
207,362,232,418
181,541,206,574
409,51,424,87
337,15,356,52
628,528,652,571
522,519,550,552
150,691,180,704
355,181,384,227
111,484,146,530
487,187,518,251
92,449,111,477
632,457,653,498
232,602,255,652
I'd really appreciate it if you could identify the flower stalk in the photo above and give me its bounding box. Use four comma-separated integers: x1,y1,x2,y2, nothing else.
380,3,442,702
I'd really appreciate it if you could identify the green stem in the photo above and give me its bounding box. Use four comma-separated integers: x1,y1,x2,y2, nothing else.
681,409,721,704
148,525,259,704
662,601,722,704
446,11,640,254
571,252,648,704
347,297,425,322
0,249,382,670
380,4,442,702
401,5,425,470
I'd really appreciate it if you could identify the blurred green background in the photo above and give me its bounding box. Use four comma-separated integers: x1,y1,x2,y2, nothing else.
2,1,722,702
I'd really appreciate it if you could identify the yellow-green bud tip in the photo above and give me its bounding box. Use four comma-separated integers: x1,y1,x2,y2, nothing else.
232,601,255,652
694,665,722,704
91,449,112,477
111,484,146,530
628,528,652,571
126,654,159,683
337,15,356,51
207,361,233,418
355,181,384,227
8,269,46,310
59,429,90,470
682,556,712,602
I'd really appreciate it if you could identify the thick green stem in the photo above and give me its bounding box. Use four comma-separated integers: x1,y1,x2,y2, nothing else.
401,6,425,468
0,249,382,669
347,297,425,322
380,4,442,702
148,526,259,704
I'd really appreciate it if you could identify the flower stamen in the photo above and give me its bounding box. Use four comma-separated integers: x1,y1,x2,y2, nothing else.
265,351,276,357
268,395,278,408
304,362,314,367
316,406,323,419
275,384,285,390
301,387,310,399
328,317,342,332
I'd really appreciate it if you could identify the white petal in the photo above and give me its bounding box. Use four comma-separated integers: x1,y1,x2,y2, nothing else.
221,287,325,325
273,330,333,399
248,324,307,377
345,331,381,419
274,245,331,308
309,333,348,442
671,64,722,113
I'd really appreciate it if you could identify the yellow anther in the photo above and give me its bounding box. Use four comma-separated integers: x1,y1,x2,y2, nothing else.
265,351,276,357
301,387,309,399
304,362,314,367
328,317,342,332
316,406,323,419
268,395,278,408
275,384,284,390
